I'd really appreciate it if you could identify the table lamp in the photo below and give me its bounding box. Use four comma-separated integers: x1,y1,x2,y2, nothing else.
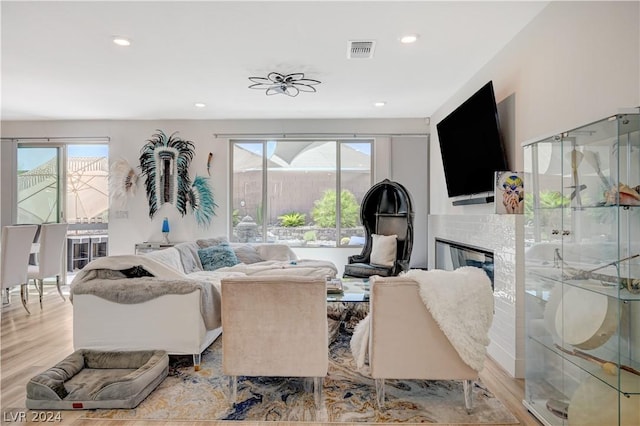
162,217,170,244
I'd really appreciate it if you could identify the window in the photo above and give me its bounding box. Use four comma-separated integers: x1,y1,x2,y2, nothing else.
17,146,61,224
17,143,109,226
66,144,109,225
231,139,372,247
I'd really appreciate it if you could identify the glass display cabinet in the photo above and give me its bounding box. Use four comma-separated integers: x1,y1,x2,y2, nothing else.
523,111,639,426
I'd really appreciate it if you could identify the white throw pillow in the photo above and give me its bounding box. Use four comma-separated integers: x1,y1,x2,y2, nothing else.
370,234,398,267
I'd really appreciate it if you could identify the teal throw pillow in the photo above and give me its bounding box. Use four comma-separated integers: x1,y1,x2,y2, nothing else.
198,243,240,271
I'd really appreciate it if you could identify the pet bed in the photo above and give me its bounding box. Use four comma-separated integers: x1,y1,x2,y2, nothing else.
26,349,168,410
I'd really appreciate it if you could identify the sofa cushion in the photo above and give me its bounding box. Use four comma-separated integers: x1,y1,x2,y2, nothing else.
232,245,264,264
196,236,229,249
370,234,398,267
173,242,203,273
144,247,184,274
344,262,393,277
198,243,240,271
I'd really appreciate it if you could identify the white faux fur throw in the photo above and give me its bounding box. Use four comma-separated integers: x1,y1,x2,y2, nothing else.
351,267,494,372
351,314,371,370
408,267,494,371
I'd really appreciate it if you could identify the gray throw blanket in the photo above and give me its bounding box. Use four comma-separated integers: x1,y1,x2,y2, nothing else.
70,255,221,330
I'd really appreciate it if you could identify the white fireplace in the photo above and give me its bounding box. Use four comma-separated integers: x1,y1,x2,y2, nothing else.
429,214,525,378
435,238,495,290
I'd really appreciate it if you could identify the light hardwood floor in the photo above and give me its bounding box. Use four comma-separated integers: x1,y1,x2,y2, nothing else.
1,288,542,426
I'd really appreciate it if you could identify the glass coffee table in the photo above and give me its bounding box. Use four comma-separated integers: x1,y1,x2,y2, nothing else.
326,277,370,302
326,278,370,342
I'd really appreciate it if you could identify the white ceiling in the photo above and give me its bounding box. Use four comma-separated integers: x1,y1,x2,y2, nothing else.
1,1,549,121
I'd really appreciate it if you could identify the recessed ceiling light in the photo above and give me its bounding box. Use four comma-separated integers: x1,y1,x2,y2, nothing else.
374,102,386,107
400,34,419,44
112,37,131,46
194,102,207,108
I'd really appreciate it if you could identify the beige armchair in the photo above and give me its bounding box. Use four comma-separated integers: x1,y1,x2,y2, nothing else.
221,276,328,407
368,275,480,413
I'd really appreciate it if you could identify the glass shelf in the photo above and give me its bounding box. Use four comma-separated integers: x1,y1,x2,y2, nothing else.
528,335,640,395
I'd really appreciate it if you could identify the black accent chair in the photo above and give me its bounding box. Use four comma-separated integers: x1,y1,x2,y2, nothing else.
343,179,414,278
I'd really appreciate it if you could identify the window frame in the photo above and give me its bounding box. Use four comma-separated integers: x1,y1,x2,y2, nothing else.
229,138,374,247
14,140,109,225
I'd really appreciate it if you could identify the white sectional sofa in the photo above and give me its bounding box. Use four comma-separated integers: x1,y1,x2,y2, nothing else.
71,240,337,369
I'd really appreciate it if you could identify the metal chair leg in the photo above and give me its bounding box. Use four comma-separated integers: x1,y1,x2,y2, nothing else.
463,379,473,414
55,275,65,301
228,375,238,404
192,353,201,371
31,278,41,307
37,279,44,310
20,284,31,315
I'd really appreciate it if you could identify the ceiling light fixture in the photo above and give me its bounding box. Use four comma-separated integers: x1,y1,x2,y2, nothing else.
112,36,131,46
374,101,386,107
248,72,321,97
194,102,206,108
400,34,419,44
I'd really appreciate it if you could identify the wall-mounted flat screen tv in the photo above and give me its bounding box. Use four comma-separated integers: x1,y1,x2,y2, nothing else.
436,81,508,198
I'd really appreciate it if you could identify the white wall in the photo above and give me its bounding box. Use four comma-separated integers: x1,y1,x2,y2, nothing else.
428,1,639,377
0,118,429,264
390,136,429,269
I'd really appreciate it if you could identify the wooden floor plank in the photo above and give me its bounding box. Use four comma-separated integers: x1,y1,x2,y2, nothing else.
1,290,542,426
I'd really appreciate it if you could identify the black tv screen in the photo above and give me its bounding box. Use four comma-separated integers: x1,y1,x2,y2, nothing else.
436,81,508,198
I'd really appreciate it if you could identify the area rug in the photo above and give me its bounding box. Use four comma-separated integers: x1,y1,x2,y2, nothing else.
82,330,518,424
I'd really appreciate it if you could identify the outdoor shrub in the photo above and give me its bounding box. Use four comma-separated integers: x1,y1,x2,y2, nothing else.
232,209,241,227
524,190,571,237
303,230,317,241
278,212,306,227
312,189,359,228
524,190,570,222
255,204,263,225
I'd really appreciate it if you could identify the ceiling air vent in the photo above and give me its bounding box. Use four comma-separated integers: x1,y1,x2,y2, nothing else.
347,40,376,59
